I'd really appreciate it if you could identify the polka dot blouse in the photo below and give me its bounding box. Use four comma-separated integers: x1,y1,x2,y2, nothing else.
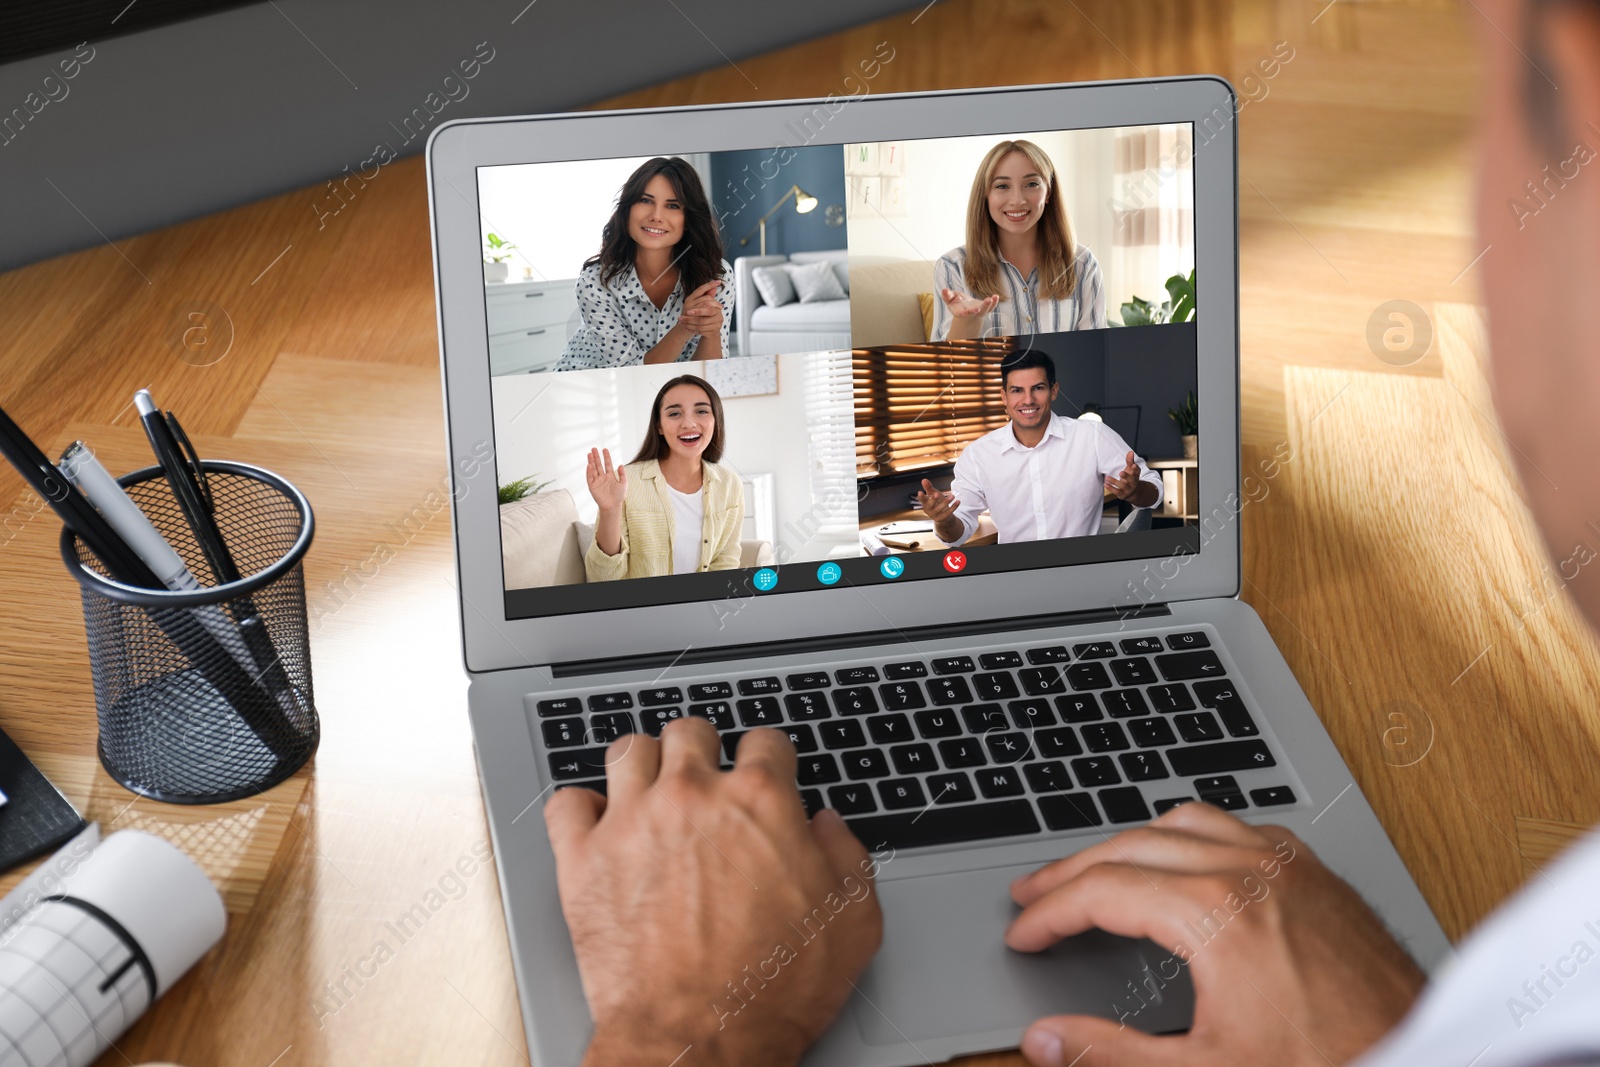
555,258,734,372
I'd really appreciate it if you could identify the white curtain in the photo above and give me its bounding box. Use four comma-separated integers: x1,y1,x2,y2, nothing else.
803,349,861,557
1108,124,1195,320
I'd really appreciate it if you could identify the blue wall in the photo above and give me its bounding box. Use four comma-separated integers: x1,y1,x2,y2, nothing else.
710,145,848,257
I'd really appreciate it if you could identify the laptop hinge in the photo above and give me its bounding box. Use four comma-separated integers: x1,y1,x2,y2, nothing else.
549,603,1173,679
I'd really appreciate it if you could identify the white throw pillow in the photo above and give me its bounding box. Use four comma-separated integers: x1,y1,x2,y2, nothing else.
788,260,847,303
751,265,796,307
832,259,850,293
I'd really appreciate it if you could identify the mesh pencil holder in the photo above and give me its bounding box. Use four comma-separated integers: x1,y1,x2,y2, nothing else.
60,461,319,804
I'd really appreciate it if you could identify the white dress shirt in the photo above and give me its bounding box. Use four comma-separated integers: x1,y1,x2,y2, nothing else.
555,258,734,372
946,412,1161,546
930,244,1106,343
1354,825,1600,1067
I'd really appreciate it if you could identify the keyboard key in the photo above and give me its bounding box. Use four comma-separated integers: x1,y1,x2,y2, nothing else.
589,712,635,744
781,724,818,753
1073,641,1116,660
687,701,735,730
589,691,633,712
736,698,783,728
867,714,915,746
1128,717,1178,748
1148,684,1196,714
738,677,783,696
798,753,840,785
828,783,878,815
639,687,683,707
1101,689,1151,719
787,672,832,690
1023,761,1073,793
833,687,880,716
1066,663,1112,691
1071,756,1121,787
1026,646,1071,664
1110,658,1158,687
548,748,609,780
913,708,963,738
557,778,607,796
926,771,975,804
932,656,976,674
640,707,685,736
1008,699,1056,729
938,737,986,769
1168,741,1277,776
1038,793,1102,830
1213,793,1250,810
1098,786,1152,823
884,661,928,679
1193,680,1259,737
1194,775,1239,796
721,731,746,761
536,697,583,717
834,666,879,685
878,777,927,810
889,743,937,775
689,682,732,700
879,681,926,711
1166,630,1211,650
984,732,1034,765
961,703,1009,735
927,677,974,705
1080,722,1131,753
799,789,824,817
979,651,1022,669
542,718,587,748
818,719,866,749
1119,751,1170,782
1152,797,1193,815
976,766,1025,797
1250,786,1297,807
973,672,1021,700
1155,651,1226,681
1035,726,1083,758
845,799,1040,851
1054,694,1103,723
1019,666,1067,696
842,749,891,780
785,692,832,721
1120,637,1164,655
1175,712,1224,743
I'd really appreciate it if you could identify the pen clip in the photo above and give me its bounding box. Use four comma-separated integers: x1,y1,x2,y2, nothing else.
166,412,214,513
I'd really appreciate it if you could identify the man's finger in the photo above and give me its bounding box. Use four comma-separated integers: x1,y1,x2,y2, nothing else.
1005,862,1204,954
1010,823,1274,906
544,785,604,862
733,726,799,785
658,715,721,779
810,808,873,882
602,732,659,805
1020,1014,1184,1067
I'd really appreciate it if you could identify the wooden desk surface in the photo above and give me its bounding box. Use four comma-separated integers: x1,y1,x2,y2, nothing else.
3,2,1598,1065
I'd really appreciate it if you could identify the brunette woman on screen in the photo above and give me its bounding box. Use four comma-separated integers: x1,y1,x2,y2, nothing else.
931,139,1107,342
583,375,744,582
556,157,735,372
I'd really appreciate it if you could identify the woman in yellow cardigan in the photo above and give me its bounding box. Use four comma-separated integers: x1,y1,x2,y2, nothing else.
584,375,745,582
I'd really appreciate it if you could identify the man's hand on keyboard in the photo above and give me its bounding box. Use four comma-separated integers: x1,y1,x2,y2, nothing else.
1004,802,1426,1067
545,718,884,1067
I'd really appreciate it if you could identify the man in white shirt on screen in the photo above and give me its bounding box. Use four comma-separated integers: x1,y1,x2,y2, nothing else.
915,348,1163,546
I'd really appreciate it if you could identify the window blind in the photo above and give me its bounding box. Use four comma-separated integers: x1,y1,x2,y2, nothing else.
854,341,1011,477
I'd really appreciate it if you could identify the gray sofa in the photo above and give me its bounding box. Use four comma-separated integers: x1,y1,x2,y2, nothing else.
733,248,851,357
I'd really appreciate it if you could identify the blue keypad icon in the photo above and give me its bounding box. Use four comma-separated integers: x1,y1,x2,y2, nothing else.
753,567,779,591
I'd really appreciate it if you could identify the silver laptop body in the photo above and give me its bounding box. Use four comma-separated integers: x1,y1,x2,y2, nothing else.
427,78,1451,1066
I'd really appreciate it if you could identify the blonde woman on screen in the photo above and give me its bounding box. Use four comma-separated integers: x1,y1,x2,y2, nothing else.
932,139,1107,342
584,375,744,582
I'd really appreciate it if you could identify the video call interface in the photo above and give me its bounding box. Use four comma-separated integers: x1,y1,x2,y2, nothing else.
479,123,1202,620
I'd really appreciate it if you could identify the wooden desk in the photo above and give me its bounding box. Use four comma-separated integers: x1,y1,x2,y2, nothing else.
862,508,998,551
2,3,1597,1066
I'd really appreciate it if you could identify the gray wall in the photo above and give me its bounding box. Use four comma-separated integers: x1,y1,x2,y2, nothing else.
0,0,919,272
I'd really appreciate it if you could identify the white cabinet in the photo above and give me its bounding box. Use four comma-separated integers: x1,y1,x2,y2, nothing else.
485,279,578,376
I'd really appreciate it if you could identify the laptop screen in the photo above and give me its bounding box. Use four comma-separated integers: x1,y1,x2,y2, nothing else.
478,124,1200,621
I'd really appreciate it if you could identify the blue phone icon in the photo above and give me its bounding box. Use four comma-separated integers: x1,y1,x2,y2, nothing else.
880,556,905,579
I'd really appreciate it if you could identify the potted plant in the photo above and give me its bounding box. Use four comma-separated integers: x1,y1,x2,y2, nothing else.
499,475,553,506
1168,390,1198,459
1114,268,1197,326
484,232,517,283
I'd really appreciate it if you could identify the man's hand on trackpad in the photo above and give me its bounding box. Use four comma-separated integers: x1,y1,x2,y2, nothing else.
1005,803,1426,1067
546,720,884,1067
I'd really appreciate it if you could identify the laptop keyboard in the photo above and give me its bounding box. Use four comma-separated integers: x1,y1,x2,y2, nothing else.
531,628,1301,853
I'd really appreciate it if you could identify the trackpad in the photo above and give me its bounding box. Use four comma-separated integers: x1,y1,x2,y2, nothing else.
852,862,1194,1047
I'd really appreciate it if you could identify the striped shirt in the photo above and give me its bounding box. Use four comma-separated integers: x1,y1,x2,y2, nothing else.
930,244,1106,343
555,258,734,373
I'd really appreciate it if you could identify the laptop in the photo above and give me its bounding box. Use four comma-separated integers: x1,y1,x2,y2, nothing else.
426,77,1451,1065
